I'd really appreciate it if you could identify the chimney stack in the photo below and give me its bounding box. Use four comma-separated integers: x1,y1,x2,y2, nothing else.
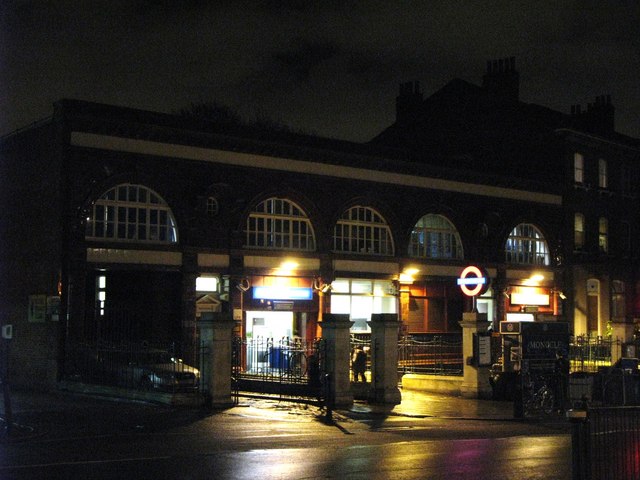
482,56,520,101
569,95,615,135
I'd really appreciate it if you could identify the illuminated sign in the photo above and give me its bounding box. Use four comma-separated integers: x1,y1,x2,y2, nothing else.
510,291,550,306
253,286,313,301
457,265,488,296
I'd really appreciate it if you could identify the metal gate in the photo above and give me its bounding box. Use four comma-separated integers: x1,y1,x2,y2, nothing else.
232,336,326,400
572,406,640,480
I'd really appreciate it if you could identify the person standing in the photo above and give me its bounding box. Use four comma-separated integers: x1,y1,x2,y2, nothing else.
352,346,367,382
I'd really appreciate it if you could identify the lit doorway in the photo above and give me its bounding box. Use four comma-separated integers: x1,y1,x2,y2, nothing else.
245,311,294,340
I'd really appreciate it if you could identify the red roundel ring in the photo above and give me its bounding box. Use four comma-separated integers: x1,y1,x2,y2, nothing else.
458,265,486,296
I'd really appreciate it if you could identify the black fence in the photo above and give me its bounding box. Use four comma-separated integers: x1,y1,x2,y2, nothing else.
570,335,617,373
572,406,640,480
232,336,325,399
398,333,463,376
64,341,203,394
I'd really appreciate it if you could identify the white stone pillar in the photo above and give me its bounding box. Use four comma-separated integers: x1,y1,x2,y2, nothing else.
321,313,353,408
200,313,236,408
459,312,492,399
368,313,401,404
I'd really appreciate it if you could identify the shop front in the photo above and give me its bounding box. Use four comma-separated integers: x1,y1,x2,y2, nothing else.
503,269,560,323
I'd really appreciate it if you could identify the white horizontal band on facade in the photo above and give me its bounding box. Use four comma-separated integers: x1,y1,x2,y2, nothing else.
86,248,182,266
197,254,230,268
407,264,498,279
71,132,562,205
334,259,399,274
244,255,321,270
506,268,555,281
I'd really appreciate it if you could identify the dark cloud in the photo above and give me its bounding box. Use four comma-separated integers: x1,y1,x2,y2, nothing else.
273,39,340,82
1,1,639,141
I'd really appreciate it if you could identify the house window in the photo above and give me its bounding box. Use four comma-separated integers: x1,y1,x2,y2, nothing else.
574,213,585,250
611,280,626,322
85,184,178,244
409,214,463,259
599,217,608,253
333,206,394,255
96,275,106,317
574,153,584,184
598,158,608,189
505,223,550,265
244,197,315,251
329,278,396,332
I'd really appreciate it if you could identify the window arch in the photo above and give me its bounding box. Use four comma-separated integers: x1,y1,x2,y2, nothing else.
409,214,463,259
244,197,315,251
333,206,394,255
85,184,178,244
505,223,549,265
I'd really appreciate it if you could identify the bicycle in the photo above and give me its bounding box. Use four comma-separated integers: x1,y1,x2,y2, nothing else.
523,376,555,416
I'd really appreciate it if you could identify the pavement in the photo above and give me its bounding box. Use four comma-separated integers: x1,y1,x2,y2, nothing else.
1,385,572,442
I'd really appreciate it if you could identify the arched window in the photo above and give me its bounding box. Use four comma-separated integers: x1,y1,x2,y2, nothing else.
245,197,315,251
505,223,549,265
333,206,394,255
85,184,178,244
409,214,463,259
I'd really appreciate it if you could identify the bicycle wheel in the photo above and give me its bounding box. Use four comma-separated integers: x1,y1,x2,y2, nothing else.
540,387,555,415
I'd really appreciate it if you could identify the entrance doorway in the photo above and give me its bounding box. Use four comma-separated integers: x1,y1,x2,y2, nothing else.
245,311,295,340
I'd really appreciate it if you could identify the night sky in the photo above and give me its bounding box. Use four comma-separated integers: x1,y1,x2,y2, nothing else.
1,1,639,142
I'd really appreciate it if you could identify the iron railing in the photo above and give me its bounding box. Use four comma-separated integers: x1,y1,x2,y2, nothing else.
573,406,640,480
233,337,324,384
64,340,204,394
570,335,617,373
398,333,463,376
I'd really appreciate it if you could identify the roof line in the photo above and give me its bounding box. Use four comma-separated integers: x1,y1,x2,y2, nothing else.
70,131,562,205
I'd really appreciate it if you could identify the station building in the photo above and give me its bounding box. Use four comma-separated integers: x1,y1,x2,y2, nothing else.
1,58,639,390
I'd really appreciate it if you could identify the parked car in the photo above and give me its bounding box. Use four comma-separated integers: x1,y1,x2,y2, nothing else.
98,347,200,392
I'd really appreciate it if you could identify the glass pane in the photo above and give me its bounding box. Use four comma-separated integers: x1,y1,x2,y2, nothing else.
351,280,372,294
351,296,373,318
329,295,351,314
331,279,350,293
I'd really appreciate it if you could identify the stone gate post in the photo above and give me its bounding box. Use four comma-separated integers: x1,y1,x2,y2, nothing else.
459,311,492,399
321,313,353,408
199,312,236,408
368,313,402,404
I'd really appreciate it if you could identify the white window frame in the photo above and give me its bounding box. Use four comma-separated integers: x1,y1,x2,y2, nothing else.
574,153,584,184
244,197,316,251
333,206,394,255
598,158,608,189
85,184,178,244
505,223,550,265
409,214,463,259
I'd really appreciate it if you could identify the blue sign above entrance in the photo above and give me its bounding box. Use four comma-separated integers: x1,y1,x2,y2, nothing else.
252,286,313,301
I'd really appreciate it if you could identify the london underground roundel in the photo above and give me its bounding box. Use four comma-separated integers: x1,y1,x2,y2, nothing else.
457,265,489,297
